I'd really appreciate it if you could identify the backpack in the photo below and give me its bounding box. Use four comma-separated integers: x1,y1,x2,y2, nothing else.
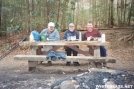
29,30,40,42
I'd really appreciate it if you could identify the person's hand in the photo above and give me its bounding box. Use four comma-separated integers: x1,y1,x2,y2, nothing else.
90,36,94,39
89,36,94,40
87,36,93,41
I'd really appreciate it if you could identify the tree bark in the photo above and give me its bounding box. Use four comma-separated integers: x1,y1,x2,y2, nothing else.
0,0,2,28
128,0,133,26
108,0,111,27
46,1,50,23
32,0,34,11
120,0,123,26
57,0,60,22
26,0,31,33
110,0,114,27
117,0,121,26
123,0,127,25
75,2,79,29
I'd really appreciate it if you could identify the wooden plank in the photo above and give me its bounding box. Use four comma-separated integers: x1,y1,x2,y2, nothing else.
28,46,38,71
94,46,100,57
67,46,90,56
43,46,62,55
62,27,133,31
88,68,124,74
19,41,109,46
14,55,116,63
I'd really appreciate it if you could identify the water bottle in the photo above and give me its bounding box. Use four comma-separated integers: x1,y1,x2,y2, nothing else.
29,33,34,42
79,32,82,41
101,33,106,42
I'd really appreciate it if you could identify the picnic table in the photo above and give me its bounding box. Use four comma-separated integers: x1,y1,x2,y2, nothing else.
14,41,116,71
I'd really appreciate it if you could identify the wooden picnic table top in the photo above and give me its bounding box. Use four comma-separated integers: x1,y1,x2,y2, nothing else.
19,41,110,46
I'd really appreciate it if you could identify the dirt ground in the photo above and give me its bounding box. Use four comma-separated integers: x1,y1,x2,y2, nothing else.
0,29,134,89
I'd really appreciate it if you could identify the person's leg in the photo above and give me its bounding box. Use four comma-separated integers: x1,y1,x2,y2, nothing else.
65,47,72,66
72,46,80,66
87,46,94,56
100,46,107,57
46,61,52,66
72,46,79,56
66,47,72,56
100,46,108,67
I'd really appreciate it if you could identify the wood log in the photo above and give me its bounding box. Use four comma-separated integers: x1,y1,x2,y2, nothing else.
14,55,116,63
19,41,110,47
88,68,124,74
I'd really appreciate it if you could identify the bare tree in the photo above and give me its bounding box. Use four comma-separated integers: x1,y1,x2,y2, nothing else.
0,0,2,28
26,0,31,33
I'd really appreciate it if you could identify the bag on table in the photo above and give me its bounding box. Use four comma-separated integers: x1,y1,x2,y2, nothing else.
40,33,47,42
29,30,40,42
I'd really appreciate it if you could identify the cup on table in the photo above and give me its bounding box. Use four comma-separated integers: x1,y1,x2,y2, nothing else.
98,37,102,41
87,37,91,41
93,37,98,41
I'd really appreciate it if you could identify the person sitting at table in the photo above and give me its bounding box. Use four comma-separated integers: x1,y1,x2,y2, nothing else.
40,22,60,66
63,23,80,66
40,22,60,41
84,21,107,67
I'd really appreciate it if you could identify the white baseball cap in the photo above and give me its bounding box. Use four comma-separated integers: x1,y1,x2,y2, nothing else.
48,22,55,27
69,23,75,27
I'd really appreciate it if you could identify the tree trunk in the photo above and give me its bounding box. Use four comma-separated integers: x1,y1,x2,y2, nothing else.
108,0,111,27
0,0,2,28
26,0,31,34
120,0,124,26
117,0,121,27
110,0,114,27
31,0,35,29
32,0,34,11
128,0,133,26
75,2,79,29
46,1,50,23
57,0,60,22
123,0,127,26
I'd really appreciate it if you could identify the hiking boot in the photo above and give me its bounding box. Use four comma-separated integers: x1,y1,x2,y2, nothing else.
102,62,109,68
46,61,52,66
73,62,80,66
66,62,71,66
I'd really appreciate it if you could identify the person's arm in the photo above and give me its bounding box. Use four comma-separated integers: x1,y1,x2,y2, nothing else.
40,28,47,35
84,32,87,40
63,30,68,40
76,30,79,39
47,30,60,41
97,29,101,37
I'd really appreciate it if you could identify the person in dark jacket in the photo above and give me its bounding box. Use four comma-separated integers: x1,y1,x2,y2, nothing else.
63,23,80,66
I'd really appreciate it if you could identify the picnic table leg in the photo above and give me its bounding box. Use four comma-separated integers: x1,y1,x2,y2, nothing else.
36,46,43,64
28,46,39,71
88,46,103,68
28,61,38,71
94,46,103,68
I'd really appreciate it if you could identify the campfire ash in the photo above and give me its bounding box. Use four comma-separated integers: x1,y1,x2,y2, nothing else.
51,68,134,89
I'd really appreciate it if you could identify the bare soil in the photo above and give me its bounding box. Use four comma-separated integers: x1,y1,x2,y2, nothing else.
0,29,134,89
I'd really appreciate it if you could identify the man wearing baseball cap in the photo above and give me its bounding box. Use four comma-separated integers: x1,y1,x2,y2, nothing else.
40,22,60,41
40,22,60,66
63,23,80,66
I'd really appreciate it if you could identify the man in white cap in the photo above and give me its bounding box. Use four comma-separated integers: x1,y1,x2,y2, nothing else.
40,22,60,66
40,22,60,41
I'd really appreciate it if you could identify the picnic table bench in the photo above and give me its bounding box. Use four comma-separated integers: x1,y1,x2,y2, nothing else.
14,41,116,71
